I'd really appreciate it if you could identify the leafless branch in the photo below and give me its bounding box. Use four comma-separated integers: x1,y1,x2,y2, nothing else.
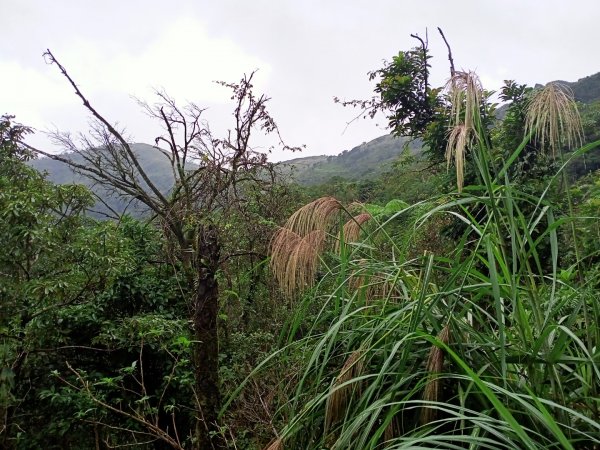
437,27,455,77
43,49,169,206
411,32,429,93
62,362,184,449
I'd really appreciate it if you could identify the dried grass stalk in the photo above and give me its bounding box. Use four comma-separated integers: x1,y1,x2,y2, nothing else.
444,71,483,193
347,260,403,304
264,437,283,450
270,228,302,297
445,124,475,193
290,229,326,294
325,350,364,433
360,275,399,303
269,228,326,297
383,415,401,443
270,197,343,297
370,274,400,302
420,324,451,425
445,71,483,130
348,273,380,305
285,196,342,237
347,261,373,300
525,82,583,157
337,213,371,250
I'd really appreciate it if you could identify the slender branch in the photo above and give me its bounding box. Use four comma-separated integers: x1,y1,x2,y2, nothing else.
63,362,184,449
437,27,455,77
410,33,428,92
43,49,169,206
23,142,164,217
90,191,134,220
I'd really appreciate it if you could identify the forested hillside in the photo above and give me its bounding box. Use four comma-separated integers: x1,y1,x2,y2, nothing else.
30,143,177,216
31,70,600,205
280,134,421,185
4,33,600,450
558,71,600,103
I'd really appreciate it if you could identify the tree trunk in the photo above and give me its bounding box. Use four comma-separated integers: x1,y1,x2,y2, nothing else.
192,225,225,449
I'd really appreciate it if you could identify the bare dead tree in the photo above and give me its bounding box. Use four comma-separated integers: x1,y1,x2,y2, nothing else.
25,49,300,449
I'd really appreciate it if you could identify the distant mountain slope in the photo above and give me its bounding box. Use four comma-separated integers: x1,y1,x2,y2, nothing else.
560,72,600,103
280,134,422,185
287,72,600,186
28,71,600,201
31,143,173,188
30,143,175,216
32,135,421,202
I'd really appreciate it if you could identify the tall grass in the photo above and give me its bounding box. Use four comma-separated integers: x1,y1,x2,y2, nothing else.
239,75,600,449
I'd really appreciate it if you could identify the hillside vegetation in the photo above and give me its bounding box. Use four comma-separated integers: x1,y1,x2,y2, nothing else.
280,134,421,185
558,71,600,103
4,36,600,450
30,69,600,202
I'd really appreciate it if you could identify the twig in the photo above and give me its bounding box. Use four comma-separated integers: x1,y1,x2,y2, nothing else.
437,27,455,77
410,33,429,92
63,362,184,449
43,49,169,206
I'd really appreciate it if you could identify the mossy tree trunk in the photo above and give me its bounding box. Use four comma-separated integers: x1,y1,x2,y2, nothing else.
191,225,224,449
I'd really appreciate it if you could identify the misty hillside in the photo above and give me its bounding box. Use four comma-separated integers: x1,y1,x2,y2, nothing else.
558,71,600,103
280,134,422,185
28,70,600,207
31,143,174,190
30,143,175,216
30,135,422,206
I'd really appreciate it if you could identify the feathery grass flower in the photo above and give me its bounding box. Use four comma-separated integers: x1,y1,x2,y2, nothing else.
525,82,583,157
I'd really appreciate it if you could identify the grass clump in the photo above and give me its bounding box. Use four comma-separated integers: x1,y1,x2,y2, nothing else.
234,70,600,450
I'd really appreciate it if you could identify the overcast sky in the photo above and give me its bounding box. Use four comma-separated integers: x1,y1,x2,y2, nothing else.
2,0,599,161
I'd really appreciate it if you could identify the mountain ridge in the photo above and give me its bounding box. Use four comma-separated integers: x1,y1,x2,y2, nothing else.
29,70,600,210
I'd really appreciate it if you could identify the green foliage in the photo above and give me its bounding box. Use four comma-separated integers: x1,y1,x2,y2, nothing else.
0,112,302,448
567,171,600,267
371,47,438,136
493,80,541,175
0,116,197,448
336,40,450,161
241,68,600,448
4,215,194,448
6,41,600,450
283,134,419,186
569,100,600,177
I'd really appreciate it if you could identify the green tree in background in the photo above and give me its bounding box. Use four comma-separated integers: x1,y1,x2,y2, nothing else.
336,30,454,163
0,115,97,447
